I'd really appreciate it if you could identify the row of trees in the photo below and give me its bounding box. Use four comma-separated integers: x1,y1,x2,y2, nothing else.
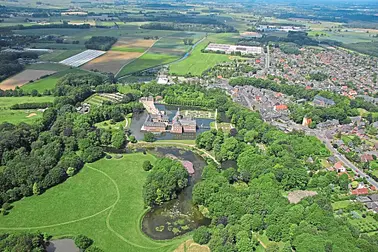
85,36,117,51
141,22,237,33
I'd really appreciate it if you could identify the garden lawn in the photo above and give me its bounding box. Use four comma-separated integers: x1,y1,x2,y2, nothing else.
0,153,186,252
331,200,351,210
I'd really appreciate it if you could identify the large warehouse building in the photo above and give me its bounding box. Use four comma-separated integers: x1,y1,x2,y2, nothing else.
205,43,263,55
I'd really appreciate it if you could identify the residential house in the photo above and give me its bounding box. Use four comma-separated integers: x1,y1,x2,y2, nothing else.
360,153,374,163
313,95,335,107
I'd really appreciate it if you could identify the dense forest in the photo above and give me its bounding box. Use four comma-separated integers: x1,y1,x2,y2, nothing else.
0,72,143,208
85,36,118,51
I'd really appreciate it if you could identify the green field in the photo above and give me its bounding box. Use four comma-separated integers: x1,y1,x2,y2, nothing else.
21,68,86,93
0,153,185,251
0,96,54,124
39,50,84,62
111,46,146,53
118,53,180,77
169,33,241,76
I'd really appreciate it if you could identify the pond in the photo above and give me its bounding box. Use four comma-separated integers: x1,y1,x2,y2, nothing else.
46,239,79,252
129,104,214,141
141,147,210,240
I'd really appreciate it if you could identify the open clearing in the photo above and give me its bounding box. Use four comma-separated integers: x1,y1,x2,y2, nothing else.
0,69,56,90
0,96,54,124
0,153,186,252
81,51,142,74
287,190,318,204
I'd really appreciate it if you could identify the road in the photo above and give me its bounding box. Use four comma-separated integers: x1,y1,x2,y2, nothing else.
317,133,378,188
259,114,378,188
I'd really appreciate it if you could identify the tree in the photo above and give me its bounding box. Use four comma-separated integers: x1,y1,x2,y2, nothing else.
193,226,211,244
143,160,153,171
244,130,258,143
33,182,41,195
74,234,93,249
100,131,112,146
144,132,156,142
66,167,75,177
111,130,126,149
143,158,188,206
1,202,11,215
129,135,137,143
86,246,104,252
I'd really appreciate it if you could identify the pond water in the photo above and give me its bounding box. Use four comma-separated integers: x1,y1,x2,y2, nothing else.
141,147,210,240
129,104,214,141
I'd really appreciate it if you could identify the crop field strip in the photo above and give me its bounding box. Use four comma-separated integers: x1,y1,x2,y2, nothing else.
60,49,106,67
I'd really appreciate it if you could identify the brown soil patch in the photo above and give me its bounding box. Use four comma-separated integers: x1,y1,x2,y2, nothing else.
288,190,318,204
0,69,56,90
81,51,142,74
27,113,37,118
114,38,156,48
174,240,210,252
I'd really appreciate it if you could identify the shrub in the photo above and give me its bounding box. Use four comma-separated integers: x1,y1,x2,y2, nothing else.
193,226,211,245
143,160,153,171
74,234,93,249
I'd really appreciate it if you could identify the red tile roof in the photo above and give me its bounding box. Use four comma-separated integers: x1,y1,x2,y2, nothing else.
352,188,369,195
274,104,288,111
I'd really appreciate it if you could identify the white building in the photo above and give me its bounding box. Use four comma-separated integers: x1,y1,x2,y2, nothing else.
205,43,263,55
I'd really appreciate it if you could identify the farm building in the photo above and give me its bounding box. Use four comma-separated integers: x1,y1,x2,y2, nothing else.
205,43,263,55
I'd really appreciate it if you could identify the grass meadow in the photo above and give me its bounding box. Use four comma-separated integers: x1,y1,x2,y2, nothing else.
169,36,235,76
0,96,54,124
0,153,186,252
118,53,180,77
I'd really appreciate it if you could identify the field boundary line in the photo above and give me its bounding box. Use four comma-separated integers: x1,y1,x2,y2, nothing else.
0,166,118,230
115,38,162,78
